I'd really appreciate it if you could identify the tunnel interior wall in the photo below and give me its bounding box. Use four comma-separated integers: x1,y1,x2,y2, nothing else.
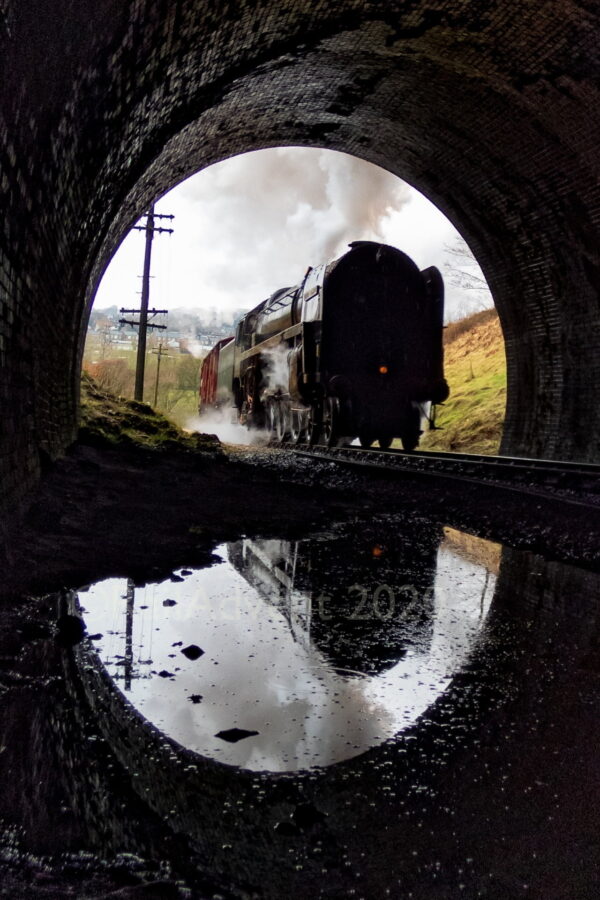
1,0,600,516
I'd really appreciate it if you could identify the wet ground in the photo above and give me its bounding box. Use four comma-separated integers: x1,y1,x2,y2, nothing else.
76,523,497,772
1,438,600,897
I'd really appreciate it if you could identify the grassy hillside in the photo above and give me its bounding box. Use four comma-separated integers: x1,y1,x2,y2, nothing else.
79,373,221,454
419,308,506,454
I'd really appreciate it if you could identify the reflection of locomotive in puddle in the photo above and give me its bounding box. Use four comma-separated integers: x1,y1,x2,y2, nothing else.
227,523,444,676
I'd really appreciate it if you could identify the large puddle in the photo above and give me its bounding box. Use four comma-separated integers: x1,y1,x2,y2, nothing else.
76,522,499,772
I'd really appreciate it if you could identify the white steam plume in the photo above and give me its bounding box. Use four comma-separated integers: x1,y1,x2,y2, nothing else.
168,148,411,313
185,406,268,447
259,345,291,399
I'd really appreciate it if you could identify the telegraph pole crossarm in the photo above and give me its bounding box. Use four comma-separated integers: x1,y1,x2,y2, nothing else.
119,308,169,330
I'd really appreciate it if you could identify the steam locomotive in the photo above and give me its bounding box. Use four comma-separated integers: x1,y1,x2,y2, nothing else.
199,241,449,449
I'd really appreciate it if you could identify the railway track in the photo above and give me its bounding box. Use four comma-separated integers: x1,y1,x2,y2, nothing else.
279,441,600,510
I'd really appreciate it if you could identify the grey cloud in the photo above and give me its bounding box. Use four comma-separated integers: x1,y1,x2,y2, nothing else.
169,148,411,309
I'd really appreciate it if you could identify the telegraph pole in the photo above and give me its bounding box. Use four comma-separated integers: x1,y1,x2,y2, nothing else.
152,342,172,408
124,579,135,692
134,207,155,402
120,205,174,402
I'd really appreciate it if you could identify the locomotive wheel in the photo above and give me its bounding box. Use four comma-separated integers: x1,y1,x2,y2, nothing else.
275,403,289,443
322,397,341,448
359,433,374,448
290,410,306,444
267,400,278,439
378,436,393,450
307,404,321,446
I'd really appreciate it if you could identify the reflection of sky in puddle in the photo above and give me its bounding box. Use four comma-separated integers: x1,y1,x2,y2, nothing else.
78,528,497,772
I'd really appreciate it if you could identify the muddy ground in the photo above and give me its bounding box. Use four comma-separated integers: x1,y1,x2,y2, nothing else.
1,433,599,897
2,434,599,604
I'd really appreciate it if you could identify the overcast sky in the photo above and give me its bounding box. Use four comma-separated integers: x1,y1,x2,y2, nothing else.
93,147,492,322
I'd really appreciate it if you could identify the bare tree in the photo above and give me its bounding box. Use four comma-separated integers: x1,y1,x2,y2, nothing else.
443,237,493,320
88,358,134,396
98,326,115,359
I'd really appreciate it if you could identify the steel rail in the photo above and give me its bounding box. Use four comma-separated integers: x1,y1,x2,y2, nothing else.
278,441,600,509
373,446,600,474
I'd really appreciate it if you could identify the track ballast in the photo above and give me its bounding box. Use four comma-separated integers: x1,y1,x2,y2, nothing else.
278,442,600,510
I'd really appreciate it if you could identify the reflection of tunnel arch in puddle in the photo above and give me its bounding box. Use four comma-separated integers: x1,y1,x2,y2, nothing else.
51,544,600,899
76,525,497,772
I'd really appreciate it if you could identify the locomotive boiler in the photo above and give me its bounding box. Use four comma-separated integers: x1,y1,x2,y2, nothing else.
199,241,449,449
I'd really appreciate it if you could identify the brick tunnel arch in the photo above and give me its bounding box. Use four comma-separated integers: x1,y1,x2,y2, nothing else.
1,2,599,514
